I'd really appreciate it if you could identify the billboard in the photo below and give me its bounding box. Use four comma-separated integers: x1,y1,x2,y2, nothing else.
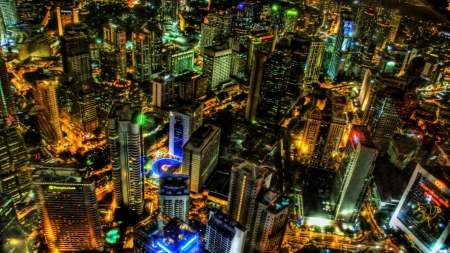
390,164,450,253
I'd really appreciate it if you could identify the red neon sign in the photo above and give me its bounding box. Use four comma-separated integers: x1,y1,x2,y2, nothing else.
261,35,274,40
139,34,145,40
420,183,449,208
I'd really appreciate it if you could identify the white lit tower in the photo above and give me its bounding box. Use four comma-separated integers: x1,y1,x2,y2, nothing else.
108,102,144,215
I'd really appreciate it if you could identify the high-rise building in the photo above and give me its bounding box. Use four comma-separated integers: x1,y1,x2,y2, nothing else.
0,170,31,204
331,125,377,222
56,6,79,36
159,174,190,222
257,39,292,121
0,193,28,253
245,50,270,122
227,162,272,226
61,30,92,82
304,38,326,84
108,102,144,215
387,13,401,43
283,9,299,33
135,218,199,253
0,0,18,27
230,42,248,78
360,69,381,125
0,122,29,175
178,73,208,101
152,72,174,108
246,31,277,72
101,23,127,81
247,191,293,253
200,23,221,55
0,57,16,118
166,48,194,76
205,210,247,253
164,0,180,23
390,164,450,253
183,124,220,193
203,46,232,90
132,27,163,82
355,6,376,40
35,78,62,144
169,102,203,159
32,166,103,251
328,12,355,80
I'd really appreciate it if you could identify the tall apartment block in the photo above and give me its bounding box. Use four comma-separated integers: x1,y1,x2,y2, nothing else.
32,166,103,251
331,125,377,222
108,102,144,215
101,23,127,81
0,57,16,118
35,78,62,144
203,45,232,90
0,121,30,203
61,28,92,82
205,210,247,253
178,73,208,101
245,50,270,122
158,174,190,222
168,102,203,159
200,23,221,55
152,72,174,108
183,124,220,193
247,191,293,253
390,164,450,253
227,162,272,226
132,27,163,82
304,38,326,84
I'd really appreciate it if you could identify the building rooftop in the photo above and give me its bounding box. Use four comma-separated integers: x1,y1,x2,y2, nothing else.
184,124,220,151
149,218,199,253
32,166,94,186
159,175,190,196
233,161,270,180
349,125,376,149
258,191,293,214
208,210,246,239
108,102,142,124
392,134,419,154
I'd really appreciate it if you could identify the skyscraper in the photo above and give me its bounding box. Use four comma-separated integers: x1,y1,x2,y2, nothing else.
304,39,326,84
101,23,127,81
167,48,194,76
289,34,310,91
0,193,28,253
56,6,79,36
152,72,174,108
331,125,377,222
390,164,450,253
0,0,18,27
183,124,220,193
32,166,103,251
205,210,247,253
108,102,144,215
328,12,355,80
61,29,92,82
245,50,270,122
168,102,203,159
0,57,16,118
227,162,272,225
355,6,377,40
132,27,163,82
247,191,293,253
178,73,208,101
203,46,232,90
159,174,190,222
387,13,401,43
35,78,62,144
200,23,221,55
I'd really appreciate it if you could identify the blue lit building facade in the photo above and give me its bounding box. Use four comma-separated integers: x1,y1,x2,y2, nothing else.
328,12,355,80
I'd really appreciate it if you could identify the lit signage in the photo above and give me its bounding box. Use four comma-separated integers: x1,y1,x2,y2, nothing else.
286,10,298,16
420,183,449,208
260,35,274,40
49,186,77,190
353,134,359,144
436,180,444,189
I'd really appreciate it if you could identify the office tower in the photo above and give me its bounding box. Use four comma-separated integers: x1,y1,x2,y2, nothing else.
247,191,293,253
152,72,174,108
246,31,277,72
33,166,103,251
183,124,220,193
205,210,247,253
227,162,272,225
56,6,78,36
360,69,381,125
59,76,98,132
0,193,28,253
164,0,179,23
108,102,144,215
202,12,232,40
35,78,62,144
0,57,16,118
230,42,248,78
358,39,376,79
0,122,29,175
245,50,270,122
135,218,199,253
368,95,400,156
304,39,326,84
168,102,203,159
355,6,376,40
159,174,190,222
257,39,292,121
0,0,18,27
289,34,310,92
390,164,450,253
101,23,127,81
167,48,194,76
179,73,208,101
0,12,6,45
200,23,221,55
328,12,355,80
203,46,232,90
387,13,401,43
61,30,92,82
232,2,254,34
331,125,377,222
132,27,163,82
0,170,31,205
283,9,298,33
